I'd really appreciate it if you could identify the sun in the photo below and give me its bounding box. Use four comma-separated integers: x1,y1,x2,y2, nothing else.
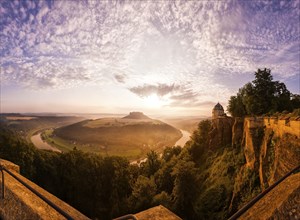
144,94,164,108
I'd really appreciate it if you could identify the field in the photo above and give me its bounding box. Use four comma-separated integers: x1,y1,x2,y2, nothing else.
1,114,185,160
84,118,164,128
51,118,182,160
42,128,143,158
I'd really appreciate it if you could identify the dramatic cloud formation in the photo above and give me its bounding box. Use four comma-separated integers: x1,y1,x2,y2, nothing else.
129,83,180,97
0,0,299,115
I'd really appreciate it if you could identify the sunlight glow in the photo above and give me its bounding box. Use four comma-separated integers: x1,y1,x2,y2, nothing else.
144,94,164,108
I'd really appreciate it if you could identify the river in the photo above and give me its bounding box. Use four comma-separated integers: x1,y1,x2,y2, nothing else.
130,129,191,165
31,133,61,153
31,129,191,162
175,130,191,147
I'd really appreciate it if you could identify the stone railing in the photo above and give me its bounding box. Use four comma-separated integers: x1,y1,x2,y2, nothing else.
0,159,90,220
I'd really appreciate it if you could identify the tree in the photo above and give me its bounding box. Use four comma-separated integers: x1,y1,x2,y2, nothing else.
141,150,161,177
171,160,199,219
227,68,295,116
129,175,157,212
227,91,247,117
154,157,177,194
252,69,278,114
188,120,211,161
291,94,300,110
162,146,182,162
272,82,292,112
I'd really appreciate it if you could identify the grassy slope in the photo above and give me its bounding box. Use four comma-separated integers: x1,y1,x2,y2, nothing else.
52,118,182,159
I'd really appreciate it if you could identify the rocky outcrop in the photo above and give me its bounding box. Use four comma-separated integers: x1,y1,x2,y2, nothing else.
242,118,265,170
123,112,150,119
260,132,300,188
209,116,299,174
209,117,234,148
213,116,300,215
232,117,244,148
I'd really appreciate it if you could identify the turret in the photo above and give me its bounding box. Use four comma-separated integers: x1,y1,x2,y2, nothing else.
212,102,225,119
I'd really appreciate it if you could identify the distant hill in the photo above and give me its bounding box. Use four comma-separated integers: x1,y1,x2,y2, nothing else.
52,114,182,159
123,112,150,119
0,114,85,142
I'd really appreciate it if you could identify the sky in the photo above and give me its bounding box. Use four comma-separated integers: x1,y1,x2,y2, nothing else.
0,0,299,117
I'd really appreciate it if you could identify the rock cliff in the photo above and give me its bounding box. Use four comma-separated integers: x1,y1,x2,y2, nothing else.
209,117,234,148
208,116,300,216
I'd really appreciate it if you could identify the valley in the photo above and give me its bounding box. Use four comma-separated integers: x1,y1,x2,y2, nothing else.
1,112,192,161
47,112,183,160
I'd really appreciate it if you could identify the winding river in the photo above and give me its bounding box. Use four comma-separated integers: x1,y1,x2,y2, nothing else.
31,129,191,163
175,130,191,147
130,129,191,165
31,133,61,153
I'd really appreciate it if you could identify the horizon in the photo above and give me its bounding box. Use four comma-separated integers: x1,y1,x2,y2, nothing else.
0,111,210,119
1,1,299,116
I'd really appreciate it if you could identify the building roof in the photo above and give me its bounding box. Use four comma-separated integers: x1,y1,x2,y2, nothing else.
213,102,224,111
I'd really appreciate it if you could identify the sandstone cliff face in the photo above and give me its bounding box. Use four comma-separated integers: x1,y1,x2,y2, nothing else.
210,117,299,174
232,118,244,148
209,117,234,149
210,116,300,215
240,117,300,190
242,118,264,170
260,131,300,189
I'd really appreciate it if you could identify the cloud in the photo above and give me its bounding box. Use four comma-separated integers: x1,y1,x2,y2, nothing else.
0,0,299,96
129,83,180,97
114,74,127,83
168,100,216,108
169,89,198,101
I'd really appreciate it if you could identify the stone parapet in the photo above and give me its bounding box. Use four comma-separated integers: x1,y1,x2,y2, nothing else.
264,117,300,138
0,159,90,220
239,172,300,220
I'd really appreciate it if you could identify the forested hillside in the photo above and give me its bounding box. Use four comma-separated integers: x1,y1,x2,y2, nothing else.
1,111,299,220
0,121,233,219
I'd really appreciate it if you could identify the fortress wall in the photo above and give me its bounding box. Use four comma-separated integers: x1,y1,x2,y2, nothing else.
0,159,89,220
264,118,300,138
245,117,264,129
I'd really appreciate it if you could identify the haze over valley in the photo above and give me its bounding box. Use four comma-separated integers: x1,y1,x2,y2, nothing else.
0,1,299,220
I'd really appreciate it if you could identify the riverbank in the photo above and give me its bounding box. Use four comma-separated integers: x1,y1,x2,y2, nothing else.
31,133,61,153
130,129,191,165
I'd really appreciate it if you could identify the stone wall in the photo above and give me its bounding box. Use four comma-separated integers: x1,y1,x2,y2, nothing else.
0,159,90,220
264,117,300,138
239,172,300,220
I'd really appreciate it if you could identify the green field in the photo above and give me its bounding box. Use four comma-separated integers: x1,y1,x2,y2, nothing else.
84,118,163,128
42,128,143,159
1,114,183,160
51,118,182,160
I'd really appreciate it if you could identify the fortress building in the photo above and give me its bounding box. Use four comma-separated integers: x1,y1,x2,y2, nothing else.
212,102,225,119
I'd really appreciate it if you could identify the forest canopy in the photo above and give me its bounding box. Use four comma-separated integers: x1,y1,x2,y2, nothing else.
227,68,300,117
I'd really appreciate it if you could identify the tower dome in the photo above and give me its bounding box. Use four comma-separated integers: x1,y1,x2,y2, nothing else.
212,102,225,119
213,103,224,111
